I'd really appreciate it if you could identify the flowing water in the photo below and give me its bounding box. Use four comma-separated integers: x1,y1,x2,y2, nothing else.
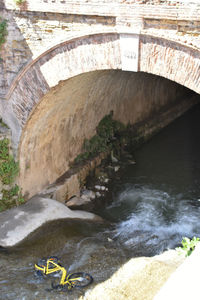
1,103,200,299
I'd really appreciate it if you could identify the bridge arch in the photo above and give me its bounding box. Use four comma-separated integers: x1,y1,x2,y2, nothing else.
3,31,200,197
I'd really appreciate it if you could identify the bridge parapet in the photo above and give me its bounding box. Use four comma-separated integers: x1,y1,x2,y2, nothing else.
4,0,200,18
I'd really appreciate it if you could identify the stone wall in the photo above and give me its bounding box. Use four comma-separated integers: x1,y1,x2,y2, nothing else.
139,35,200,93
1,0,200,199
3,30,200,157
1,0,200,103
0,8,115,101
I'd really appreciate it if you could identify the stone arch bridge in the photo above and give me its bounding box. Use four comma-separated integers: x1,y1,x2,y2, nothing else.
1,0,200,199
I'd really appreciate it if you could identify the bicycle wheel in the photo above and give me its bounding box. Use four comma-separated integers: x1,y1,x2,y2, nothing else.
36,258,47,267
34,270,45,278
68,272,93,288
51,282,65,292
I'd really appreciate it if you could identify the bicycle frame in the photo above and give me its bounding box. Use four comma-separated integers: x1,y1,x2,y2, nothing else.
35,259,62,275
35,259,80,287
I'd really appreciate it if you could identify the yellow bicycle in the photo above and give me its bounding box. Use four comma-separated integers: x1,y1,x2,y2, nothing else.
35,256,93,291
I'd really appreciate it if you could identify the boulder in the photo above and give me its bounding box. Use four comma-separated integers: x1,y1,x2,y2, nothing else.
0,196,103,247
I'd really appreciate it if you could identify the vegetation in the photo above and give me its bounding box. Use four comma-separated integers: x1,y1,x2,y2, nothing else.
176,237,200,257
0,118,9,129
14,0,26,5
0,18,7,50
0,138,24,212
0,139,18,184
74,112,127,163
0,185,24,212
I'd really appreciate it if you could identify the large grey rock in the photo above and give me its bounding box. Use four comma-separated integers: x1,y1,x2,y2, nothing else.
0,197,103,247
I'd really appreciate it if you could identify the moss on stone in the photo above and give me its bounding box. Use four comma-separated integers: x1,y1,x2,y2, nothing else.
0,18,7,52
0,138,24,212
0,185,24,212
74,112,127,164
0,118,9,129
0,139,19,185
74,110,162,167
13,0,26,5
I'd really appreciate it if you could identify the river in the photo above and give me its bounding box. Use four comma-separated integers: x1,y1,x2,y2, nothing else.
1,103,200,299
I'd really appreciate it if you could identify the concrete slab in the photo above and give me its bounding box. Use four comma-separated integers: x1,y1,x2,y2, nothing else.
81,249,185,300
0,196,103,247
154,243,200,300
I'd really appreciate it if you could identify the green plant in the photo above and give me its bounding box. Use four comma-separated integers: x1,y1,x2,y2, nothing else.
0,138,9,160
0,184,24,212
9,184,19,196
0,157,19,184
17,192,25,204
0,138,23,212
14,0,25,5
0,18,7,49
74,113,126,164
97,113,125,140
176,237,200,257
0,118,9,129
0,138,19,184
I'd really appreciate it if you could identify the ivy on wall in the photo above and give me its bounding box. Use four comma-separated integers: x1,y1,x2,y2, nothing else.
0,18,7,50
74,112,127,164
0,138,19,185
0,138,24,212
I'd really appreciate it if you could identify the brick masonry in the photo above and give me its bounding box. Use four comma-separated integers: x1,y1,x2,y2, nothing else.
1,1,200,104
1,1,200,197
3,32,200,149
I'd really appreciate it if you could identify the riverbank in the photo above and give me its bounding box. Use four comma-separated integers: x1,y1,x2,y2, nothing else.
80,243,200,300
80,249,185,300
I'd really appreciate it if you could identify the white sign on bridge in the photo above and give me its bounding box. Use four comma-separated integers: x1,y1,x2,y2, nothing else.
120,33,139,72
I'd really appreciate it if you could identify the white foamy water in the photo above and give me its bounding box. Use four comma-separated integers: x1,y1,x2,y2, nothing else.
112,185,200,255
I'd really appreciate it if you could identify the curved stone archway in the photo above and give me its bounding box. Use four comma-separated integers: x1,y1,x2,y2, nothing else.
3,32,200,149
2,31,200,197
140,34,200,93
4,32,121,150
18,70,194,197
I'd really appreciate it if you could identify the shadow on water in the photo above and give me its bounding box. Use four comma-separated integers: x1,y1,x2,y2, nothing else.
95,103,200,256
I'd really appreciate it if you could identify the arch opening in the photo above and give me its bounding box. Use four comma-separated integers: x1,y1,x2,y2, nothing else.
18,70,197,198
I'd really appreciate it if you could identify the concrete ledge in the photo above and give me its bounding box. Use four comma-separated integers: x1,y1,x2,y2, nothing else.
81,249,185,300
39,152,108,203
154,243,200,300
0,197,103,247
